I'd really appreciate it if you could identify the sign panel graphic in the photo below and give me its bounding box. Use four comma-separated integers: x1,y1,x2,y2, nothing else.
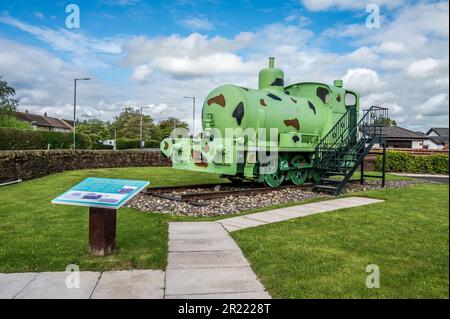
52,177,149,209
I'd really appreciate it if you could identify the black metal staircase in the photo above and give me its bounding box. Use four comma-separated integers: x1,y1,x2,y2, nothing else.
313,106,389,195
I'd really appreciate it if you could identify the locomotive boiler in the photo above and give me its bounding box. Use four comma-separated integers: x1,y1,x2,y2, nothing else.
160,57,360,187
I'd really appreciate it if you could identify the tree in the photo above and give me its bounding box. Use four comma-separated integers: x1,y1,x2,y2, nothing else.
111,106,156,139
158,117,189,137
0,77,18,115
375,117,397,126
0,77,30,129
77,119,111,145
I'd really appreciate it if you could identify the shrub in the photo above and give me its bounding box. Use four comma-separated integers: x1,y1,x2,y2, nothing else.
116,138,140,150
375,150,449,174
93,143,114,150
144,140,160,148
0,128,92,150
0,115,31,129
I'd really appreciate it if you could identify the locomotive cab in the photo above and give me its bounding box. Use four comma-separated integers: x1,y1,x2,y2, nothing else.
161,57,361,187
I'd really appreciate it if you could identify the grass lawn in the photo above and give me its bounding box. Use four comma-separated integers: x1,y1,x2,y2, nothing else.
0,166,447,299
232,183,449,298
0,167,227,272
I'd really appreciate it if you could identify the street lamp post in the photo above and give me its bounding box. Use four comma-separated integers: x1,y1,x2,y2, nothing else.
139,105,152,149
73,77,91,149
183,96,196,136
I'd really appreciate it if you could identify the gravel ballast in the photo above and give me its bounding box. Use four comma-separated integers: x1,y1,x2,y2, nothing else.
127,180,421,217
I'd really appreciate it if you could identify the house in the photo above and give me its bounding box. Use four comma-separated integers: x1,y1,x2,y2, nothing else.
16,111,73,132
373,126,429,149
425,128,449,150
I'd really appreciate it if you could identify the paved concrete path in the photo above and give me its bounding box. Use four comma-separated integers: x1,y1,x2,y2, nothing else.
165,222,271,299
0,196,383,299
218,197,384,232
0,270,165,299
392,173,449,184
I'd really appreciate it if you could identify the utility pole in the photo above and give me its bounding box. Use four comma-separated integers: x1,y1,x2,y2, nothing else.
140,106,143,149
138,105,152,149
113,129,117,150
183,96,196,136
73,77,91,149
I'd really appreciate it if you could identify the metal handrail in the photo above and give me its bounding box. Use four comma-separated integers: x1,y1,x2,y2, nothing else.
315,106,389,168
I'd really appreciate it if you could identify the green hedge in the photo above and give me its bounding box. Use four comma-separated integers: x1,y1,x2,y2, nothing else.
93,143,114,150
144,140,160,148
115,138,160,149
116,138,140,150
375,151,449,174
0,128,92,150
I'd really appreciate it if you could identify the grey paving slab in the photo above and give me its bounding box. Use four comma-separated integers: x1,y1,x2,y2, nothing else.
340,197,384,204
168,251,249,269
0,273,37,299
169,227,229,240
220,223,242,232
169,236,241,252
170,222,225,234
165,267,266,296
169,222,228,240
323,199,370,208
304,202,341,211
244,212,293,223
219,217,267,229
267,207,316,218
283,204,328,214
15,271,100,299
91,270,164,299
166,291,271,299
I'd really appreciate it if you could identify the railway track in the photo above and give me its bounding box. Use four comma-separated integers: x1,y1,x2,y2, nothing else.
144,182,314,206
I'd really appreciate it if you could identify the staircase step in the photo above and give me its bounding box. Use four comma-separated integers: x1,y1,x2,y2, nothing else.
326,171,347,176
320,178,342,184
313,185,338,190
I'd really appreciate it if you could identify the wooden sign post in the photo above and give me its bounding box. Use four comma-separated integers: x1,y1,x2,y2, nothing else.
52,177,149,256
89,207,117,256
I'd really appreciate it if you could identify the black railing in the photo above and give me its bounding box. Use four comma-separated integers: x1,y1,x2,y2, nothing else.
314,106,388,169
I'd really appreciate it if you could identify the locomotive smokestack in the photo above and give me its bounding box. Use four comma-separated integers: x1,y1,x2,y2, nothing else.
259,57,284,91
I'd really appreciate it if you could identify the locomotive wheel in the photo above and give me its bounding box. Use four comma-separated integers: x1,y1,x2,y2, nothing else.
288,155,308,185
289,169,308,185
263,171,285,188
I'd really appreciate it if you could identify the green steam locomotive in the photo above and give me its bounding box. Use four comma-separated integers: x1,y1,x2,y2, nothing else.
160,57,361,187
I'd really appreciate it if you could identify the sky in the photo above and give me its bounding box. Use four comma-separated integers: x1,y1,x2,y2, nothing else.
0,0,448,132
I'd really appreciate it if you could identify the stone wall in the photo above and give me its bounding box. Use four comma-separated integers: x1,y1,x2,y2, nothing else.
0,149,170,182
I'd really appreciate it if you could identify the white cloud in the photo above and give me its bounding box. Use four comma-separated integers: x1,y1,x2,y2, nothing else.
131,64,152,81
342,68,382,94
0,13,126,69
100,0,141,6
0,37,126,121
34,12,45,20
300,0,406,11
153,53,259,77
124,32,257,80
179,16,214,31
407,58,441,79
419,93,449,116
375,41,406,54
0,1,448,131
345,47,379,65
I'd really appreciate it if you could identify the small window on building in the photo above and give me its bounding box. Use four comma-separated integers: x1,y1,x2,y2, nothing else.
316,87,330,104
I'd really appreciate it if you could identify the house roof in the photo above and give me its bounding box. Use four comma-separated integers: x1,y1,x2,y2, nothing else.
16,112,73,130
426,127,449,137
384,126,428,140
62,119,75,127
429,136,449,145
